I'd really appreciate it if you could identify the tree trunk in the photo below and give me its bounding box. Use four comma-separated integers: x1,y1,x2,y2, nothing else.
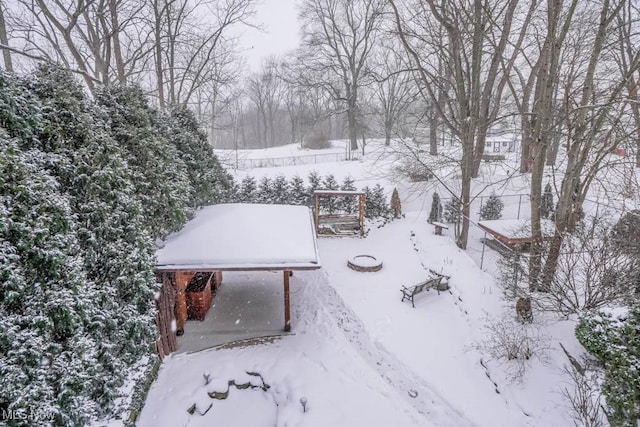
109,0,125,83
528,134,547,291
0,0,13,72
347,105,359,151
153,1,165,108
429,106,438,155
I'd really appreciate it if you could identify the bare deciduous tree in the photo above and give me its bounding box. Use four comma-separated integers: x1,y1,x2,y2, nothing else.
298,0,386,151
390,0,532,249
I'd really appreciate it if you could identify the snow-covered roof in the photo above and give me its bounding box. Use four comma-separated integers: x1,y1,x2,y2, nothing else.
155,203,321,271
478,218,556,243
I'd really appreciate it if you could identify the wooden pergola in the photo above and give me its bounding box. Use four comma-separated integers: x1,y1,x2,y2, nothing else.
154,204,321,356
313,189,366,236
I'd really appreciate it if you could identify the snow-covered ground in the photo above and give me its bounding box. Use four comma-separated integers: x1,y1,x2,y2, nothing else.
138,140,630,426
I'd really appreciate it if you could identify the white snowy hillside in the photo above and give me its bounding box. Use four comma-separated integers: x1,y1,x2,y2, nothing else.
135,139,633,427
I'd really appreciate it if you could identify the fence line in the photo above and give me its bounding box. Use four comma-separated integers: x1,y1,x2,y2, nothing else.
228,152,350,169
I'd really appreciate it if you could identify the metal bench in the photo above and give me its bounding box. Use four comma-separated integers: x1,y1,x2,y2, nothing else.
400,276,443,307
432,221,449,236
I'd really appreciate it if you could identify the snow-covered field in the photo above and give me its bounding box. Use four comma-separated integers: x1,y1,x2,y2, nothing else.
138,140,626,426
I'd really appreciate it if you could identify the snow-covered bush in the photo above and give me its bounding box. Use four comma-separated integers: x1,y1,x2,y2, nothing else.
428,192,443,224
479,192,504,220
562,361,606,427
443,197,462,224
288,175,308,206
611,210,640,259
338,176,357,214
271,175,290,205
303,131,331,149
497,251,529,300
256,176,273,204
238,176,258,202
541,183,555,219
539,216,638,314
321,174,339,214
576,306,640,426
390,187,402,219
364,184,390,219
478,314,549,383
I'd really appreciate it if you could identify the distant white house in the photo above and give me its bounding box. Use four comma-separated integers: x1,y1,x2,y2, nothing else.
485,132,517,154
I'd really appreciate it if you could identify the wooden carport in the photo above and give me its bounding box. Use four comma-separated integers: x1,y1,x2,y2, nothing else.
154,203,321,356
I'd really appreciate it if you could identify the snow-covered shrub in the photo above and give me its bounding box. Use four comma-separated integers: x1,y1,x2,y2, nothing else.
611,210,640,259
238,176,258,202
497,251,529,300
539,216,638,314
541,183,555,219
478,314,549,383
303,131,331,149
307,171,322,206
364,184,390,219
428,192,443,223
443,197,462,224
479,192,504,220
321,174,339,214
288,175,308,206
562,360,606,427
339,175,357,214
576,306,640,426
271,175,290,205
256,176,273,204
390,187,402,219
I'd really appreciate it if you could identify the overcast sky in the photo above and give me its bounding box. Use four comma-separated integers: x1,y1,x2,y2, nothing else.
239,0,301,71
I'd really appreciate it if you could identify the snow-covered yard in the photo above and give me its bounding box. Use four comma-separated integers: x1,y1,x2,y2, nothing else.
138,141,602,426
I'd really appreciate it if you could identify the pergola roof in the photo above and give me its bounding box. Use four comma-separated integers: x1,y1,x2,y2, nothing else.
478,219,556,245
155,203,321,271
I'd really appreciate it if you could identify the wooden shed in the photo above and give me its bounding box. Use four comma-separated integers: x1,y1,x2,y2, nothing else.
478,219,555,252
153,203,321,357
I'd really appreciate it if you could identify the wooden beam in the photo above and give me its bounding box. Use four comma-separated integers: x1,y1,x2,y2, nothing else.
173,270,194,335
358,194,365,236
314,193,320,235
283,270,291,332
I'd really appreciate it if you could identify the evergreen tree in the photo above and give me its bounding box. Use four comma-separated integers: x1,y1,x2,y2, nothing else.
271,175,290,205
390,187,402,219
541,183,555,219
22,66,158,416
0,140,100,425
364,184,389,219
443,197,462,224
428,192,443,223
288,175,308,206
257,176,273,204
322,174,339,213
479,192,504,220
95,84,192,237
159,106,233,207
307,170,322,206
0,67,234,424
239,176,258,203
339,176,357,214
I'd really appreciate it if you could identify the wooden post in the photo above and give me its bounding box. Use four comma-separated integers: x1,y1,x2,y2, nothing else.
283,270,291,332
174,270,194,335
358,194,365,236
314,193,320,235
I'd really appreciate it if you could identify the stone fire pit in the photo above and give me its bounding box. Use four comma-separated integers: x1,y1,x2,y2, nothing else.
347,255,383,272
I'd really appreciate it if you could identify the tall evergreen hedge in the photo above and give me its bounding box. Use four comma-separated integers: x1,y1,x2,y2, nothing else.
0,66,231,426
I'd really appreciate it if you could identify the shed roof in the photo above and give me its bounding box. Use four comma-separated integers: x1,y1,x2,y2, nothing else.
155,203,321,271
478,218,556,245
